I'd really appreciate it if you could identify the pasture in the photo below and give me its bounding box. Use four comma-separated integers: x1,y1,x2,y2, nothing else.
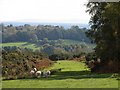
2,60,118,88
1,42,39,50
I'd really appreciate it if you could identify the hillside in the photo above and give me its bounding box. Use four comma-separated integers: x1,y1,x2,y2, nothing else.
1,39,95,55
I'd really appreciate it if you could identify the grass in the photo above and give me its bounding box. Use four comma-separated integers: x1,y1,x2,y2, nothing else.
0,42,40,50
2,60,119,88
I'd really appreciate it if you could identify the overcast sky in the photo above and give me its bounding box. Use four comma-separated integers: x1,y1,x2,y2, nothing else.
0,0,90,24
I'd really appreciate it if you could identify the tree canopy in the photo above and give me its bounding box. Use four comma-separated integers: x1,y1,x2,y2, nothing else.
1,24,90,43
86,2,120,72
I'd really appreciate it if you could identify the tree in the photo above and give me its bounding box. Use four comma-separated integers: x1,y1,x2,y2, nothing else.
86,2,120,72
29,34,38,43
43,38,49,43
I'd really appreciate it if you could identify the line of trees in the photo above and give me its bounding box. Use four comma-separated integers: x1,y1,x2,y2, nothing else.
1,24,90,43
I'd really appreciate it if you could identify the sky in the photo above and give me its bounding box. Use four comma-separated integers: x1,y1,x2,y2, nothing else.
0,0,90,24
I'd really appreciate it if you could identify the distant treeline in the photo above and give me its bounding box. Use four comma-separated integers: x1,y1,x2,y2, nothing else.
0,24,90,43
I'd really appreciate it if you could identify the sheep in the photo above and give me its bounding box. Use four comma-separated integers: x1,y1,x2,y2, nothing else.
46,70,51,76
33,68,37,72
35,71,42,77
30,70,35,77
30,67,37,75
43,71,48,78
30,70,35,74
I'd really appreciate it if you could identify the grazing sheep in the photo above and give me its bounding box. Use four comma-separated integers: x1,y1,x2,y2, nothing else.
33,68,37,72
30,70,35,74
30,70,35,77
46,70,51,76
43,71,48,78
35,71,42,77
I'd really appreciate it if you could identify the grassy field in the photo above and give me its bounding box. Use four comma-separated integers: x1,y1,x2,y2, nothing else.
2,60,118,88
0,42,40,50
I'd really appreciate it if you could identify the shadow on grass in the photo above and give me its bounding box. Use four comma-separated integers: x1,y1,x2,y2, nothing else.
34,70,113,80
51,71,112,80
3,70,113,81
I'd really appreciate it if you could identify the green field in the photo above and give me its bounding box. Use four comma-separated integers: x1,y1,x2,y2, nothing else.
0,42,40,50
2,60,118,88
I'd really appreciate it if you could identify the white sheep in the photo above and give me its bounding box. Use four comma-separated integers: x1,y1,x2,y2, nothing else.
33,68,37,72
30,70,35,74
35,71,42,77
30,70,35,77
46,70,51,76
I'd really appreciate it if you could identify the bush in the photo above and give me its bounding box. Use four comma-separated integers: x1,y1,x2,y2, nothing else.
2,47,53,80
